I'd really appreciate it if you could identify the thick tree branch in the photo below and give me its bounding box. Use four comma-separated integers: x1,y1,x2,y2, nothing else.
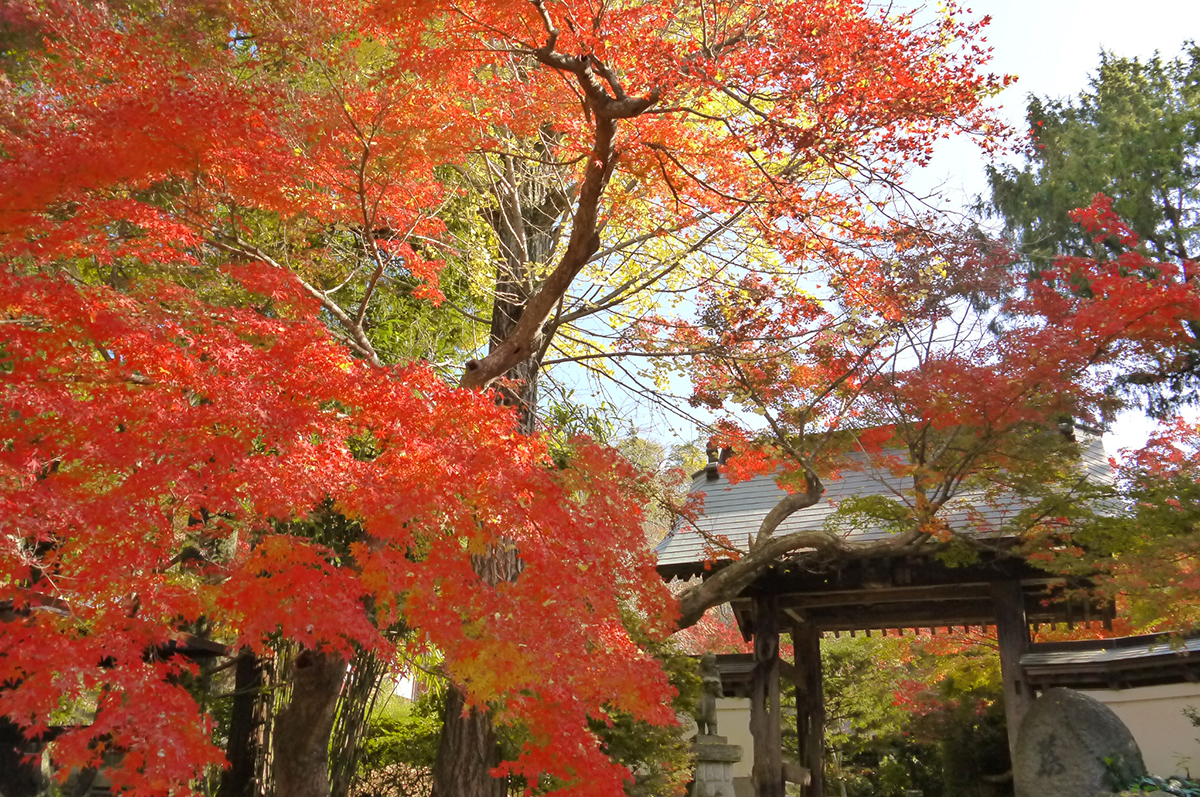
675,474,825,629
527,1,659,119
673,471,940,630
459,0,757,392
461,112,617,388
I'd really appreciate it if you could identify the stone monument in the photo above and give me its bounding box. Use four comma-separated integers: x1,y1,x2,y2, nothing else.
1013,687,1146,797
691,653,743,797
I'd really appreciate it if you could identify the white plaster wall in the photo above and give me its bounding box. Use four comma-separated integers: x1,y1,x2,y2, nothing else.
1080,683,1200,778
717,698,754,779
682,697,754,779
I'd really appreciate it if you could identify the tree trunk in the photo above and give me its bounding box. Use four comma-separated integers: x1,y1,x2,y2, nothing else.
487,255,539,433
431,543,524,797
0,717,48,797
482,151,567,430
273,649,347,797
431,687,508,797
433,150,568,797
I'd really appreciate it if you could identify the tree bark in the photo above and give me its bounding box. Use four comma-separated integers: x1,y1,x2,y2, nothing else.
482,148,567,431
430,543,524,797
673,469,945,631
431,687,508,797
434,144,568,797
436,14,696,793
675,474,826,629
273,649,347,797
459,77,621,393
0,717,48,797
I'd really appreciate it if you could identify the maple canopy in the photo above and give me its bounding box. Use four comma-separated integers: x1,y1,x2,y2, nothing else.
0,0,1057,793
0,0,1009,380
1,267,681,793
657,196,1200,629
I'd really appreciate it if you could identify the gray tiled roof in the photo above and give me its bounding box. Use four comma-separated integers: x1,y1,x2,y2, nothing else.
655,433,1112,570
1020,632,1200,689
1022,635,1200,668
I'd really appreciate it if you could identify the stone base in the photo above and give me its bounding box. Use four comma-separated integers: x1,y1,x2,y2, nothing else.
691,736,743,797
693,735,742,761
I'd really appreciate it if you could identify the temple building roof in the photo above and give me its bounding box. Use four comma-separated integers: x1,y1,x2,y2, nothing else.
655,431,1112,581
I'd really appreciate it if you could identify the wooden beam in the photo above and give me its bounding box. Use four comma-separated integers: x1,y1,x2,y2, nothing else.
783,606,807,625
796,599,1070,632
769,621,782,795
794,622,825,797
751,596,784,797
781,583,999,609
752,551,1060,593
993,580,1032,762
791,628,807,790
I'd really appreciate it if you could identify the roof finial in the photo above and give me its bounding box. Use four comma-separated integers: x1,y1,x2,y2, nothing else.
705,441,720,481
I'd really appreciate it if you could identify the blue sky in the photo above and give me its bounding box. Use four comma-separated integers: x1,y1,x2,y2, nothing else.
981,0,1198,101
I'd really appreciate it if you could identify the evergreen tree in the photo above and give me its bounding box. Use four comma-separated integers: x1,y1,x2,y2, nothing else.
985,43,1200,414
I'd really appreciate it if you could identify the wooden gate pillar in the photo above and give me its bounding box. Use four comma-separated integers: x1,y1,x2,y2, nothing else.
793,622,825,797
751,595,784,797
992,580,1032,761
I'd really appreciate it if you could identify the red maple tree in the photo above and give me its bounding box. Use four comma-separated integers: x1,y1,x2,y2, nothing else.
1,262,682,794
0,0,1022,794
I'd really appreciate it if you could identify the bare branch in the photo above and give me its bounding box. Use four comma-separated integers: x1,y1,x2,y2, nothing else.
208,237,381,366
